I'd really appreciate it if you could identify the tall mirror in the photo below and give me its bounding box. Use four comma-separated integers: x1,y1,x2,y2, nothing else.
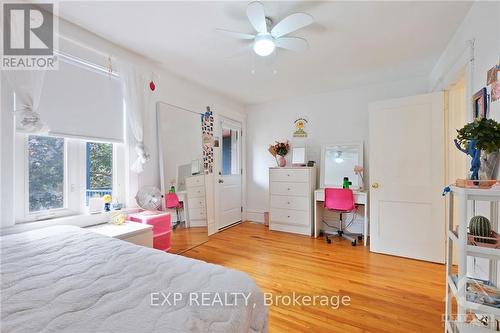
320,142,364,189
157,102,209,253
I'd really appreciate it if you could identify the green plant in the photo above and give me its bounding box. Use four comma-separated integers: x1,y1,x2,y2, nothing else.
456,118,500,154
469,215,492,243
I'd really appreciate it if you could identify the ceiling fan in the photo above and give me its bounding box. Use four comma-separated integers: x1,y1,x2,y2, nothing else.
217,1,314,57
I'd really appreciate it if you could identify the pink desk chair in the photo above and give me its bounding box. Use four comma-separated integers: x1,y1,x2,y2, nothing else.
165,192,184,230
322,188,361,246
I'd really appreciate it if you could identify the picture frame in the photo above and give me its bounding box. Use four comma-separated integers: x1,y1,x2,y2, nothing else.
472,87,488,119
291,146,306,166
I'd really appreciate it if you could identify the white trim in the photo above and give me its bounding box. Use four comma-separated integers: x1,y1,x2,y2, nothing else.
246,210,265,223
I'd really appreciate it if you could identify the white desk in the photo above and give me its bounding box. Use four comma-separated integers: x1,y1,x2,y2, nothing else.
314,189,369,246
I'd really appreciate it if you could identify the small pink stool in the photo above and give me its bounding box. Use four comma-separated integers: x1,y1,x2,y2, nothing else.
128,211,171,251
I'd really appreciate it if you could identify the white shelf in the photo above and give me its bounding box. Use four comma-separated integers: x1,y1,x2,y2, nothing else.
450,185,500,201
446,186,500,332
448,321,494,333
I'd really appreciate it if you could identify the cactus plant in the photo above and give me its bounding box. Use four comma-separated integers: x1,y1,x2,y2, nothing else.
469,216,492,243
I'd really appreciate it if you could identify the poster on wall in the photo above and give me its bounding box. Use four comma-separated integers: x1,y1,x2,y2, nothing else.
293,118,308,138
201,106,214,174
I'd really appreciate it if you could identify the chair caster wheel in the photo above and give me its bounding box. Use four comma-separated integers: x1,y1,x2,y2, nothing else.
358,235,363,241
319,231,324,237
327,238,332,244
337,230,343,236
351,240,357,246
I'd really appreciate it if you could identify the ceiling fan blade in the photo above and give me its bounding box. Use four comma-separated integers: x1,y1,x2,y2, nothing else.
246,1,267,33
216,29,255,40
275,37,309,52
271,13,313,38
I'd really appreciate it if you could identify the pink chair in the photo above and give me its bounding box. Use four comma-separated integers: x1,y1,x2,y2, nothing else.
323,188,360,246
165,193,183,230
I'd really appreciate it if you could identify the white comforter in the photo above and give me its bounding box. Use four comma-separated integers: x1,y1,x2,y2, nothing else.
1,226,268,333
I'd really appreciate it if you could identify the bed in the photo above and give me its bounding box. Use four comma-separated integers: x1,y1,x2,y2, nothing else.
0,226,268,333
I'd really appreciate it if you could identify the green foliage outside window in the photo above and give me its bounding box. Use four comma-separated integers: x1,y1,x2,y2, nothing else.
28,135,64,212
87,142,113,190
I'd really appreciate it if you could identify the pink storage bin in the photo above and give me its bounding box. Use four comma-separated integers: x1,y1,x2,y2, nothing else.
154,231,171,252
128,211,171,236
128,211,171,251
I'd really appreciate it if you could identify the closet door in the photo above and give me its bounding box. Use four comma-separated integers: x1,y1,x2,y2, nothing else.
369,92,445,263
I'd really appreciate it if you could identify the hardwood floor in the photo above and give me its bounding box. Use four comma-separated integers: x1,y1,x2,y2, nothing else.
183,222,445,333
168,226,208,254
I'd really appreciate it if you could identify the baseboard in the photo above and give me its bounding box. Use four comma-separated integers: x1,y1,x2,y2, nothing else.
246,210,265,223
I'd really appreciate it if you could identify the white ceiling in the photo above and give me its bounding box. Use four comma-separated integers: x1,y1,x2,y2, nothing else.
58,1,472,105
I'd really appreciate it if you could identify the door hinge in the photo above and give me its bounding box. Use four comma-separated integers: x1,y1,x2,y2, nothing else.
241,206,243,213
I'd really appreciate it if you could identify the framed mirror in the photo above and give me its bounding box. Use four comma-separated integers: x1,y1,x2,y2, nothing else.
320,141,363,189
157,102,209,254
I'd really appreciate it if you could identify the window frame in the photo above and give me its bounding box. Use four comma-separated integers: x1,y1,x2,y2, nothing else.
15,134,126,223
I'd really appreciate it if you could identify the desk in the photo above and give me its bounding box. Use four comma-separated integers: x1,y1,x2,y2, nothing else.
314,189,369,246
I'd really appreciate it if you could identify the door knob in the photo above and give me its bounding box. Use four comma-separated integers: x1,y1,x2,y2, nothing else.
371,182,380,189
218,179,224,183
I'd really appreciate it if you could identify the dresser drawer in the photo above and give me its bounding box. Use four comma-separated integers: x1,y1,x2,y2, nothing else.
270,195,310,211
187,185,205,198
270,208,309,226
188,197,206,209
270,181,309,196
270,169,309,182
189,207,207,220
186,175,204,187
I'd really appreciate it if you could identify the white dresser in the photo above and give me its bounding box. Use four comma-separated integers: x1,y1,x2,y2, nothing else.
185,174,207,227
269,167,316,236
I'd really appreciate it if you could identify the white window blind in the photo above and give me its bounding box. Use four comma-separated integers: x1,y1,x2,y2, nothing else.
37,57,124,142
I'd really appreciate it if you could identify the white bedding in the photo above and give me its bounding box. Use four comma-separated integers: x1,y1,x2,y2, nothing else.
1,226,268,333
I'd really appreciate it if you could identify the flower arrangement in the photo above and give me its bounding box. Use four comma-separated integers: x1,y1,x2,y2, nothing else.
268,140,290,167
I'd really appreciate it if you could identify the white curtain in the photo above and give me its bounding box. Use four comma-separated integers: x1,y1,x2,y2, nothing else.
3,70,47,133
117,60,151,173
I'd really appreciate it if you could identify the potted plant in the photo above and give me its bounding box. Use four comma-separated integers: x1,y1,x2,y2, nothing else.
268,141,290,167
454,117,500,180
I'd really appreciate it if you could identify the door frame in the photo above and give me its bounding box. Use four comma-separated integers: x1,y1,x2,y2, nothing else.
213,115,245,231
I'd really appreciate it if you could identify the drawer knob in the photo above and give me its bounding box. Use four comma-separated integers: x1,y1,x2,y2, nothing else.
287,188,291,190
287,174,290,176
287,201,290,204
287,215,290,218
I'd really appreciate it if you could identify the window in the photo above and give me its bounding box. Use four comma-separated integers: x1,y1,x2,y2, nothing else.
221,126,241,176
28,135,65,212
15,134,125,222
86,142,113,204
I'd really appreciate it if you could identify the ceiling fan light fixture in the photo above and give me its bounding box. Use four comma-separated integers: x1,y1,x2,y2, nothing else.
253,34,275,57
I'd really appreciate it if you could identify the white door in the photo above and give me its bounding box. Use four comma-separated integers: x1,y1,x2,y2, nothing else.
217,118,242,229
369,92,445,263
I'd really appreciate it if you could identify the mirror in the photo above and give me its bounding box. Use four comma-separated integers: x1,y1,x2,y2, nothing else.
320,142,363,189
157,102,209,254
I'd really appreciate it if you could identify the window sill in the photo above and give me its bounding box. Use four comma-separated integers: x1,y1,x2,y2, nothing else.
4,208,141,236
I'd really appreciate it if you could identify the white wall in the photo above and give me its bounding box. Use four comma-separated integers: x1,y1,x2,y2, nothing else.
0,16,246,228
245,77,429,220
430,1,500,119
430,0,499,281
